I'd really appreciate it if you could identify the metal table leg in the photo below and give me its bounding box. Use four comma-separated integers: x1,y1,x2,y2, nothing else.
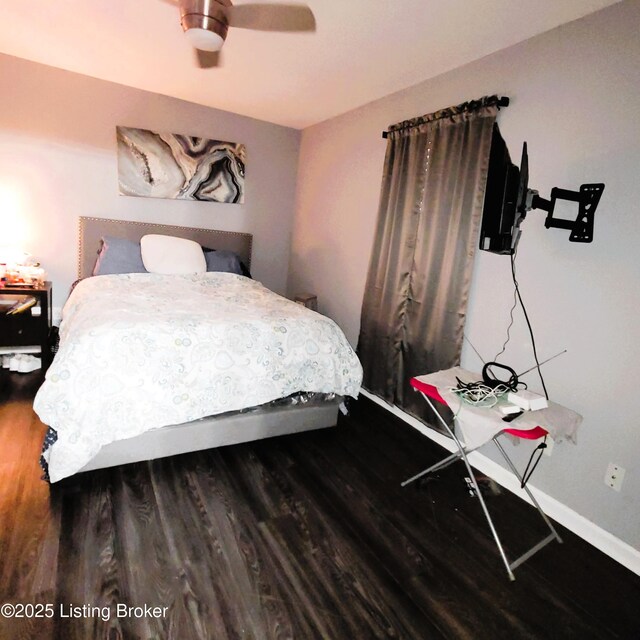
402,392,517,581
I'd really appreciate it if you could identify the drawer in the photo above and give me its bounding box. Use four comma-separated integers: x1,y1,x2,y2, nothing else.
0,313,46,346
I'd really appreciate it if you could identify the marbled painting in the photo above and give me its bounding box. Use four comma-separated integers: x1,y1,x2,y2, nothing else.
117,126,245,204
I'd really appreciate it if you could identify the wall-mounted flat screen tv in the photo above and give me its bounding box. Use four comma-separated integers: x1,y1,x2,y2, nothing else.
479,125,527,255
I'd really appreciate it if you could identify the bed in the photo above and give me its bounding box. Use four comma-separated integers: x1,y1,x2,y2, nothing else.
34,217,362,482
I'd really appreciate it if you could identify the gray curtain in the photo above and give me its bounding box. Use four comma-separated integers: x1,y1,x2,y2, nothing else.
358,100,497,424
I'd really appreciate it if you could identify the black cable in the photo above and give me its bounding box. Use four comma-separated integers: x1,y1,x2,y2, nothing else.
510,248,549,400
481,362,521,392
520,436,547,488
494,286,517,360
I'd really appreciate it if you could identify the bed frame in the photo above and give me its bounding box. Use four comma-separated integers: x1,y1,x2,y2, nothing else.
78,216,254,278
74,217,340,474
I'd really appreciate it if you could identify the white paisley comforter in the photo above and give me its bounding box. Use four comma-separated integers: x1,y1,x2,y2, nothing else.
34,273,363,482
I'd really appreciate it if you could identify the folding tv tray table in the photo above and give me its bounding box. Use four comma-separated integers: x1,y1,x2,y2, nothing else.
403,367,582,580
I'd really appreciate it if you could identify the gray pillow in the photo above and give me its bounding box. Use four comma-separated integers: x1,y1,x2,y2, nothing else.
92,236,147,276
204,249,244,275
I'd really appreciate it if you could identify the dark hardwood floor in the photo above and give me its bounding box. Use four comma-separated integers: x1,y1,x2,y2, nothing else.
1,369,639,639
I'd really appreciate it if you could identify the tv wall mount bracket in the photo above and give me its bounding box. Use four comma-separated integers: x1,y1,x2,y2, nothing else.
524,184,605,243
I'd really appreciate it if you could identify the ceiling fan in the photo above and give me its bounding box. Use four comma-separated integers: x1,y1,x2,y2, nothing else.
175,0,316,67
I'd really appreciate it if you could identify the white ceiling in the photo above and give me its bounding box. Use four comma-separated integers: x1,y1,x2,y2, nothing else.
0,0,620,129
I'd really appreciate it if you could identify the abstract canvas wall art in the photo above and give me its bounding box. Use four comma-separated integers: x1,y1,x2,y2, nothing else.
117,126,245,204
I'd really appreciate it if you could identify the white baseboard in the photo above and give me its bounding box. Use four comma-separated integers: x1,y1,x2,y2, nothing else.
360,389,640,577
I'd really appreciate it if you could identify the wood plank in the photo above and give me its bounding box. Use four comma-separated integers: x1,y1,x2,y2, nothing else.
219,439,447,638
188,448,326,638
55,471,125,640
0,403,55,605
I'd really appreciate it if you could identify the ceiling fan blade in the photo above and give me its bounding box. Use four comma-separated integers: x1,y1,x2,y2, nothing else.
226,3,316,32
195,49,222,68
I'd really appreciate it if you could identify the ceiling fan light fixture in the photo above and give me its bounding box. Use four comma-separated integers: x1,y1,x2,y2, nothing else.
184,25,226,52
180,0,230,51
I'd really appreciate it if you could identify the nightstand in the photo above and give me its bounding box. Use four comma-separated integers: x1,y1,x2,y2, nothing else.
0,282,53,371
294,292,317,311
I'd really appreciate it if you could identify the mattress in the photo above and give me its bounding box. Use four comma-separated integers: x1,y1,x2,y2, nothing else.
34,272,363,481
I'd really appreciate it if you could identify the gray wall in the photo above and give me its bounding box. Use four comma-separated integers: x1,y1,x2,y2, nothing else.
0,54,301,311
288,0,640,549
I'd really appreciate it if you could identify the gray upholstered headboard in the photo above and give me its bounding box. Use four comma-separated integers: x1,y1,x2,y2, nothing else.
78,217,253,279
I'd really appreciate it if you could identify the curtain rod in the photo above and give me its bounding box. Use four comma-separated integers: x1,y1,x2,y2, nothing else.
382,96,510,139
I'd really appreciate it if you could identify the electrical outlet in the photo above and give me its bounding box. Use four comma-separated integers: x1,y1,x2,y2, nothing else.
544,436,554,457
604,463,625,492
